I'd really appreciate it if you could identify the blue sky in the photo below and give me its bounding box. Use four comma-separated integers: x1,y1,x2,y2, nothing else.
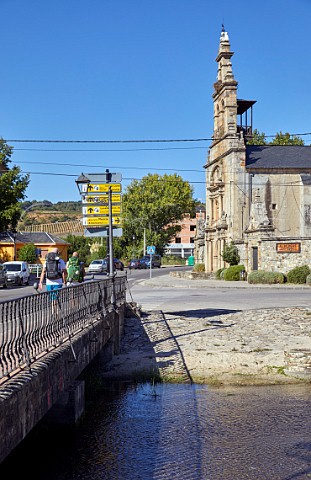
2,0,311,204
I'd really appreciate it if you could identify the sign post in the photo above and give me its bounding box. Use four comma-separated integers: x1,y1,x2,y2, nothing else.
147,245,156,279
75,169,122,306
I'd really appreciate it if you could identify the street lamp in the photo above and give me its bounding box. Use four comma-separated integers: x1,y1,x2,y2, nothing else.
75,173,90,194
132,235,136,259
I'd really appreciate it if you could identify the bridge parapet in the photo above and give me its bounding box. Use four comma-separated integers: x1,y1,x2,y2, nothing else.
0,277,126,464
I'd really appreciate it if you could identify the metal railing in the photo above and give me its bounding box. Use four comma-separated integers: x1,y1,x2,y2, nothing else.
28,264,43,277
0,277,126,381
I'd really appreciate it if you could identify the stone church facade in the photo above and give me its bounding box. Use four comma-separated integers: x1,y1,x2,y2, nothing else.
196,27,311,274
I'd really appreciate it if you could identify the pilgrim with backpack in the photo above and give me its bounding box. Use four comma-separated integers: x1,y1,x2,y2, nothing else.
66,252,85,285
38,247,67,294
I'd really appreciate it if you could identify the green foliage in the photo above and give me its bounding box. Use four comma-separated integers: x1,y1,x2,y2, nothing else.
221,242,240,266
122,173,196,256
246,129,267,145
247,270,286,284
162,255,186,266
193,263,205,272
113,237,126,261
246,129,305,146
271,131,304,145
0,138,29,232
17,243,37,263
286,265,310,284
215,268,225,279
64,234,92,264
223,265,245,281
21,200,81,212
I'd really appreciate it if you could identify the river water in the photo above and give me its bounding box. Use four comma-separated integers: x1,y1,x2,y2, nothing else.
1,381,311,480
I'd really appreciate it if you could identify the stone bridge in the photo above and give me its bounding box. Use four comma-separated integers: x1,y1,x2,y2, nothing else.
0,277,126,464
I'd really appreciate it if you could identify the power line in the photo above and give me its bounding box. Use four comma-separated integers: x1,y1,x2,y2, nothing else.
14,146,207,152
22,171,206,183
14,160,204,173
5,131,311,144
6,137,211,144
21,170,311,187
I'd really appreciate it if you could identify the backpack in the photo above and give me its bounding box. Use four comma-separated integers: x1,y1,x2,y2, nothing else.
67,256,83,283
46,252,62,280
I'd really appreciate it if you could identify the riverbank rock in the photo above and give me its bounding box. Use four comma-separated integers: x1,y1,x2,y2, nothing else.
101,306,311,386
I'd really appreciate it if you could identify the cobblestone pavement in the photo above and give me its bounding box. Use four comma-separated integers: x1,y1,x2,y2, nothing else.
101,304,311,385
101,275,311,385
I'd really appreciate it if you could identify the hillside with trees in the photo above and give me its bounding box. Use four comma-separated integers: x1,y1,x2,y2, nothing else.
18,200,82,229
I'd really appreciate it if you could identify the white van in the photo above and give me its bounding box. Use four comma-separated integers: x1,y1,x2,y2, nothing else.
4,261,30,286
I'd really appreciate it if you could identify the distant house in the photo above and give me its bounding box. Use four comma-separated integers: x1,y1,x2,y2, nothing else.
165,211,205,259
0,231,70,263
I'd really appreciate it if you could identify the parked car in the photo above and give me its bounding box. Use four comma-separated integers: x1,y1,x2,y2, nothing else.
113,258,124,271
128,259,142,269
0,263,8,288
88,259,107,274
139,255,162,268
3,261,30,286
88,258,124,274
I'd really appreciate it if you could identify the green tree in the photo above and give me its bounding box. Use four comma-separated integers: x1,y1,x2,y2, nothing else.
0,138,30,231
64,234,92,264
18,243,37,263
221,242,240,266
270,131,304,145
122,173,196,255
247,129,305,146
246,129,267,145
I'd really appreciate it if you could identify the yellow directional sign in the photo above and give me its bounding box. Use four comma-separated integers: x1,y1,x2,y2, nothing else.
82,183,122,193
82,205,121,215
82,194,121,204
82,216,122,226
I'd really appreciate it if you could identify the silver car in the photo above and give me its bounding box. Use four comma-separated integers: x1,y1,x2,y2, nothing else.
88,259,107,274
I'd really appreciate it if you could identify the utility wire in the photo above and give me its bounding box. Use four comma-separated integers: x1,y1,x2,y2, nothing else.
14,146,207,152
20,170,311,187
5,131,311,144
14,160,204,173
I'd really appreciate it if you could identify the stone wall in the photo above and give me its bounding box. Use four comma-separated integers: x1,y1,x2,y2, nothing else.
238,238,311,274
0,306,124,465
259,238,311,274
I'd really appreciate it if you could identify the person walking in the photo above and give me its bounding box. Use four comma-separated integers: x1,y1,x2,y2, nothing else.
38,247,67,297
66,251,85,286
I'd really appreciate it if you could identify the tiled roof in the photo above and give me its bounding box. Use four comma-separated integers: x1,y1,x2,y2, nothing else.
246,145,311,172
0,231,69,244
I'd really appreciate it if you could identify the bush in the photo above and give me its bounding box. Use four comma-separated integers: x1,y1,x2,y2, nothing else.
223,264,245,281
215,268,225,279
221,242,240,266
306,274,311,286
286,265,310,284
248,270,286,285
220,268,227,279
193,263,205,272
17,243,37,263
162,255,186,266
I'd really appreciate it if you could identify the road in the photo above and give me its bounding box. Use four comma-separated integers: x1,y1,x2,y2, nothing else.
1,266,311,314
126,267,311,313
0,266,177,302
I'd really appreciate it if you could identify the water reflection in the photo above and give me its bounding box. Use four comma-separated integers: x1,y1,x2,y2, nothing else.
1,382,311,479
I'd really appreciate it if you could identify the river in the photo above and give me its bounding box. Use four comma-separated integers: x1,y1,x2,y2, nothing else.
0,381,310,479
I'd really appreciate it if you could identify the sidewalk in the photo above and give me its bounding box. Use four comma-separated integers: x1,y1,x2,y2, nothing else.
139,271,311,289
